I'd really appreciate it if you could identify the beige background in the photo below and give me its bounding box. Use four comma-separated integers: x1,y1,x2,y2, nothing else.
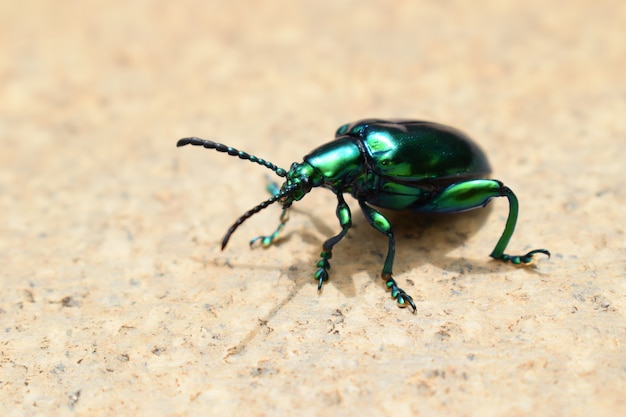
1,0,625,415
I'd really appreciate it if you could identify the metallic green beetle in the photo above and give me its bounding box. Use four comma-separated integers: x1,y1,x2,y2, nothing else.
177,119,549,312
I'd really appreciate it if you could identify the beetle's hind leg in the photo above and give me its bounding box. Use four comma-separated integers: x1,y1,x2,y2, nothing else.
487,183,550,264
315,193,352,290
358,201,416,312
419,179,550,265
250,179,289,247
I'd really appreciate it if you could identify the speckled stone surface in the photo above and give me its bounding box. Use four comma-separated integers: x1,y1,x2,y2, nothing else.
1,0,624,415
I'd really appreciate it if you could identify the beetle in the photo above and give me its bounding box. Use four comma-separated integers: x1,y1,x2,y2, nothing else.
177,119,549,312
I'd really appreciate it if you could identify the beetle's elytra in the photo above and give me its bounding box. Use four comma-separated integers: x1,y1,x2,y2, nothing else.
177,119,549,312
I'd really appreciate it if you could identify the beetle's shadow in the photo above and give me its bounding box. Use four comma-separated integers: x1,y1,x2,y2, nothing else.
219,202,545,322
295,203,546,301
382,207,493,270
304,204,496,270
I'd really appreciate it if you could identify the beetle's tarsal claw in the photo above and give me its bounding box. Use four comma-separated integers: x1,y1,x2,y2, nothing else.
497,248,551,265
315,269,329,290
384,276,417,313
526,249,551,259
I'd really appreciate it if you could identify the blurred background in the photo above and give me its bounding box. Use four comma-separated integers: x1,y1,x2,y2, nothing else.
1,0,624,415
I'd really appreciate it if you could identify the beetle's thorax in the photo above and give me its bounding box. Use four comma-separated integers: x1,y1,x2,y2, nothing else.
302,137,365,190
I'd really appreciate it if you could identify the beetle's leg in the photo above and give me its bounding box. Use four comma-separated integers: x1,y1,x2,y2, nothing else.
249,178,289,247
249,207,290,248
488,183,550,264
358,201,416,312
419,179,550,265
314,193,352,290
264,179,281,196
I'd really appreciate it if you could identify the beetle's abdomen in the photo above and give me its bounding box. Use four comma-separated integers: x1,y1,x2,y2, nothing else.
345,120,491,181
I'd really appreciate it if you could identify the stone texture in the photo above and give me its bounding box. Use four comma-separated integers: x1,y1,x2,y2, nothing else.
1,0,624,415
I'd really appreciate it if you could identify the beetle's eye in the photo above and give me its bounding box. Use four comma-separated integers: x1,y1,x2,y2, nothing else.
302,178,313,194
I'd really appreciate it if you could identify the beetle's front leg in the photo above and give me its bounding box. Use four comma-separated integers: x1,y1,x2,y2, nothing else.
315,193,352,290
249,179,289,247
358,201,416,312
249,207,290,248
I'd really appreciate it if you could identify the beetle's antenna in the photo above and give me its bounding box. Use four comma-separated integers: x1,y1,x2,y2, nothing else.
221,186,294,249
177,137,287,177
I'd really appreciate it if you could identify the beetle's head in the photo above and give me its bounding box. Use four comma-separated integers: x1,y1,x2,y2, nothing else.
279,162,320,203
219,161,321,250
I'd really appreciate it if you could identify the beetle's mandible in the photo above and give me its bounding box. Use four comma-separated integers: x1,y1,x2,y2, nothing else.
177,119,550,312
